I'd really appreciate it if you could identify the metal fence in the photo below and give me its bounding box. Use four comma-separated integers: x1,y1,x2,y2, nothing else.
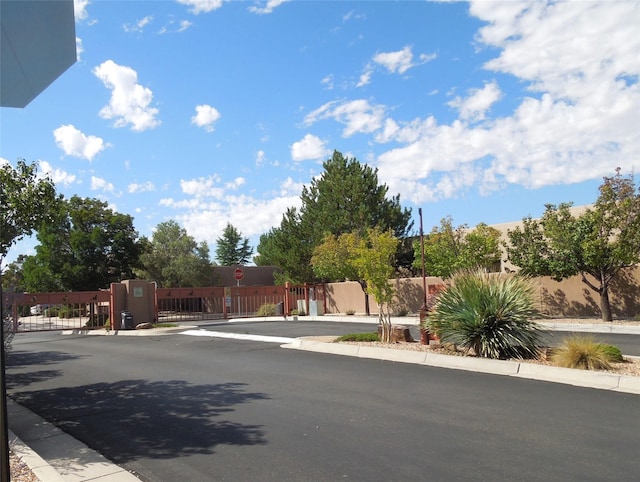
4,283,326,332
7,290,111,332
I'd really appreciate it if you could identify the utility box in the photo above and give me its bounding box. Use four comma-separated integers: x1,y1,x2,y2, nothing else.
275,302,284,316
309,300,324,316
121,310,134,330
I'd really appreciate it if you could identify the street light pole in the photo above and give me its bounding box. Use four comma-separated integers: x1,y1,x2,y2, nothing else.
1,267,9,482
419,208,429,345
419,208,427,306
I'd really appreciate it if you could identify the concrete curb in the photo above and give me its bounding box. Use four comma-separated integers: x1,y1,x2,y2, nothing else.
62,326,196,336
7,398,141,481
282,338,640,395
536,322,640,335
9,429,66,482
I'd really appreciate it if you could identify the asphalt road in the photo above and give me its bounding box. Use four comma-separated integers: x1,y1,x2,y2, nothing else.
202,320,640,356
6,324,640,482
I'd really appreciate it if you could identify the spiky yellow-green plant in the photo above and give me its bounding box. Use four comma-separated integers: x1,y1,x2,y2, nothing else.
426,271,542,360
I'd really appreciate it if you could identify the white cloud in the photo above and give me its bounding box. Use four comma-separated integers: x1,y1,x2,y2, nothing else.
180,175,225,198
225,177,246,190
371,0,640,203
53,124,109,161
74,0,90,22
373,46,415,74
256,150,266,166
128,181,156,193
191,104,221,132
321,74,334,90
91,176,115,193
93,60,160,132
248,0,291,15
290,134,330,161
178,20,192,32
177,0,227,15
305,99,385,137
38,160,77,187
76,37,83,60
358,46,436,86
356,68,373,87
124,15,153,33
448,81,503,122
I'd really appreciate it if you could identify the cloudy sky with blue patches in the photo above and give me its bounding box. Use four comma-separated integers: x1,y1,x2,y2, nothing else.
2,0,638,263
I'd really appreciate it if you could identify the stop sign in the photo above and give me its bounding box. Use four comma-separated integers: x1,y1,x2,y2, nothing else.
234,268,244,280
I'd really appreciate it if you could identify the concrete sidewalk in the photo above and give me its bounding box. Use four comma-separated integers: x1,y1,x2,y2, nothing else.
9,317,640,480
8,398,141,481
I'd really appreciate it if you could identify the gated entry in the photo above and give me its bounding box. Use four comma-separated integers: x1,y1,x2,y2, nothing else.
8,290,111,332
5,282,326,333
155,284,326,323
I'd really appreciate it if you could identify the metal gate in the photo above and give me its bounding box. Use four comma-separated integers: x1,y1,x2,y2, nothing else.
3,282,327,332
6,290,111,332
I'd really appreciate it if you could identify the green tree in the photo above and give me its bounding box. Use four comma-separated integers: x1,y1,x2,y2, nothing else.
22,196,142,291
137,220,212,287
215,223,253,265
0,159,58,261
257,150,412,283
255,207,315,284
505,169,640,321
413,216,502,278
312,228,399,324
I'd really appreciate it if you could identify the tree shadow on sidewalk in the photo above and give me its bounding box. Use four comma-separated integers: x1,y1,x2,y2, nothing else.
10,379,269,465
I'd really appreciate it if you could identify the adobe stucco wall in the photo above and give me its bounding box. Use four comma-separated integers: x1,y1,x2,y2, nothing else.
535,266,640,318
325,267,640,319
325,277,445,315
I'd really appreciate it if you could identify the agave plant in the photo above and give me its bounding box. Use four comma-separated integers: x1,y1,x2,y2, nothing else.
426,270,542,360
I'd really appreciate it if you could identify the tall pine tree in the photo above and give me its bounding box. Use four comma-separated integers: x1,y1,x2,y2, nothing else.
256,151,412,283
215,223,253,266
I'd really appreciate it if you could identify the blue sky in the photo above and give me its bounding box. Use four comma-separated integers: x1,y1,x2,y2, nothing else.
1,0,638,265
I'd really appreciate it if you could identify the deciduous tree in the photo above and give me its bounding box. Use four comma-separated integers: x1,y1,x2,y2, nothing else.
312,228,399,325
0,159,57,261
413,216,501,278
505,169,640,321
22,196,142,291
137,220,212,287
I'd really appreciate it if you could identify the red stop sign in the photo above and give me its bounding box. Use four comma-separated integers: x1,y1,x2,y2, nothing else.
234,268,244,280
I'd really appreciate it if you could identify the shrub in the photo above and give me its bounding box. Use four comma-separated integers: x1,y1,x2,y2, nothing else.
551,335,613,370
600,344,624,363
336,332,379,342
395,308,408,317
426,270,542,360
345,309,355,315
56,305,82,318
85,313,109,327
256,303,277,316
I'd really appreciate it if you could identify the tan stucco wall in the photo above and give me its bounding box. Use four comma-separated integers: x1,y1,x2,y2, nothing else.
325,268,640,319
325,277,445,315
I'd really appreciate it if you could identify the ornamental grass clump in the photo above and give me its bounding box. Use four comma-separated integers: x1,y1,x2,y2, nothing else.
426,271,542,360
551,335,616,370
256,303,277,316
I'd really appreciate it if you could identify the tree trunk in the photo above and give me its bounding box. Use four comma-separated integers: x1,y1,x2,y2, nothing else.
358,280,370,316
600,287,613,322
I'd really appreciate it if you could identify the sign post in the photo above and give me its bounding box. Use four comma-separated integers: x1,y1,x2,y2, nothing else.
234,268,244,315
234,267,244,286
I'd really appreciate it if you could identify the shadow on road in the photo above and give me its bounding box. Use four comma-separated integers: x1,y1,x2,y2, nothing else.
6,350,87,389
10,379,269,464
